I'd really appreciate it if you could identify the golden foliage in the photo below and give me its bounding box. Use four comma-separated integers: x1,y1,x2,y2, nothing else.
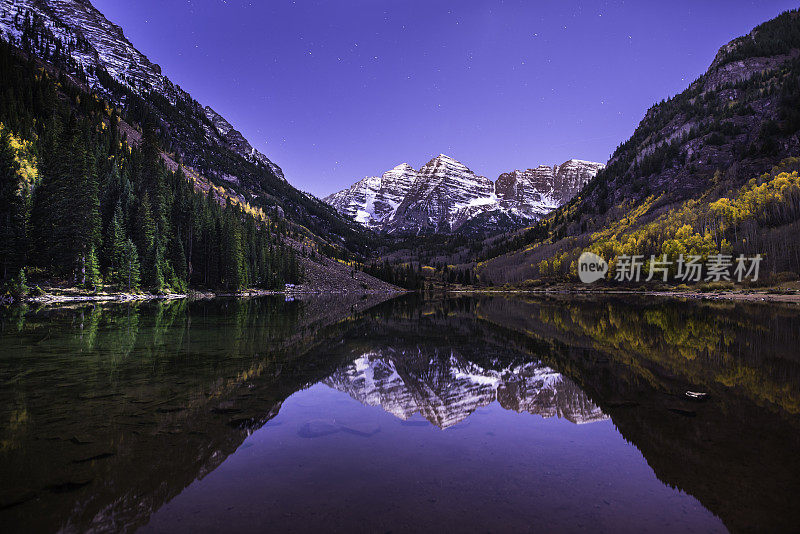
711,170,800,225
0,123,38,190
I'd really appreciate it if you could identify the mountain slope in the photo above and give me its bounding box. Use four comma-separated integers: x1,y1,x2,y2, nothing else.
478,9,800,285
495,159,606,218
324,163,419,227
0,0,281,172
0,0,372,256
325,154,603,234
0,0,400,293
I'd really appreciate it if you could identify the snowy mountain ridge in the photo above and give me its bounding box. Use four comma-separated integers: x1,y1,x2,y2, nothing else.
324,154,604,234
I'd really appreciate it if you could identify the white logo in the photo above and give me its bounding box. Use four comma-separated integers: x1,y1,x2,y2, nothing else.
578,252,608,283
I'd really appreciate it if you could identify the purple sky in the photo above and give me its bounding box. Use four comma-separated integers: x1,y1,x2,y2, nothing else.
93,0,798,197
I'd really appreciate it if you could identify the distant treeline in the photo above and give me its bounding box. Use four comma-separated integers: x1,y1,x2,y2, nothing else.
361,261,423,290
0,39,301,297
361,260,475,290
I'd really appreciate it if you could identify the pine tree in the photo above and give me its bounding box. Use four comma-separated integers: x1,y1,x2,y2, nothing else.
135,193,162,290
107,203,126,285
221,209,246,291
85,246,101,289
120,239,140,290
0,41,308,292
168,234,187,292
203,200,221,287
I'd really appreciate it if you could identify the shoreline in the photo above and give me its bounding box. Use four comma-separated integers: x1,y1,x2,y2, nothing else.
445,287,800,303
6,286,800,306
11,287,405,306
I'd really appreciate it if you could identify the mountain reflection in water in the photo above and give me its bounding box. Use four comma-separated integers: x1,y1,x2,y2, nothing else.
0,294,799,533
326,350,605,428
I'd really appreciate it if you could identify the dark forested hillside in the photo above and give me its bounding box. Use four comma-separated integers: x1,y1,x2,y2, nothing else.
477,9,800,286
0,38,301,296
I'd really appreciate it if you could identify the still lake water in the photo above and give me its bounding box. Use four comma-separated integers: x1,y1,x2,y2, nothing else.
1,294,799,533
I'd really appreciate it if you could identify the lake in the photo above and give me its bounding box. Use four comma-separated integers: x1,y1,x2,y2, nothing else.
1,294,799,533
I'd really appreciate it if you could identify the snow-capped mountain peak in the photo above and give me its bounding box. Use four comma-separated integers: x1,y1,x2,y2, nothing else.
323,161,420,227
324,155,604,234
389,162,414,172
426,153,470,171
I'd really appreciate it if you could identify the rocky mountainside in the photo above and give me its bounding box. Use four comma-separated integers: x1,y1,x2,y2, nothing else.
495,159,606,218
0,0,373,257
324,348,606,428
203,106,285,182
325,154,603,234
0,0,283,175
325,163,419,228
478,9,800,284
